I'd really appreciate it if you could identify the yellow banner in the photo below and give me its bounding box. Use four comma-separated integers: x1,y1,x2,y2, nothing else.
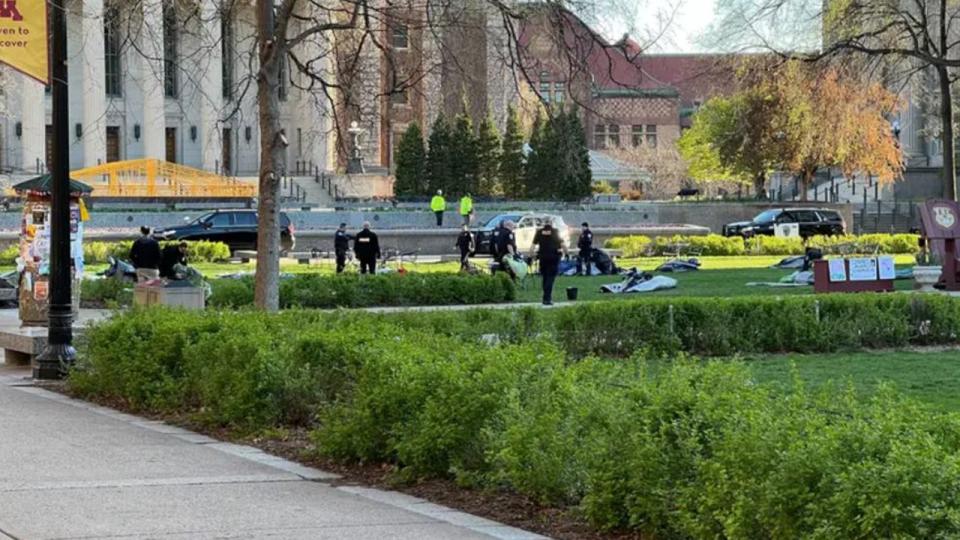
0,0,48,84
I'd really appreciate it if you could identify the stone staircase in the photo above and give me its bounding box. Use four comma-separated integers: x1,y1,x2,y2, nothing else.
282,175,336,207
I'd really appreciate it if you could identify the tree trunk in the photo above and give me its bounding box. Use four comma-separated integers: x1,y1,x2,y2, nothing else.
800,168,815,202
937,64,957,200
254,0,283,311
753,172,766,199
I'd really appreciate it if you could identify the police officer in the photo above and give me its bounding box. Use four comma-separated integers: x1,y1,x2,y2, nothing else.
334,222,351,274
353,221,381,274
577,222,594,276
456,224,474,271
495,220,518,277
533,219,563,305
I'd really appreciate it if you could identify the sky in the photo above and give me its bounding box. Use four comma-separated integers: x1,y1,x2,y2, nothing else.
651,0,718,53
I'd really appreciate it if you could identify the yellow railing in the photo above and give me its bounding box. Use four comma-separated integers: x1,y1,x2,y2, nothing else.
70,159,257,199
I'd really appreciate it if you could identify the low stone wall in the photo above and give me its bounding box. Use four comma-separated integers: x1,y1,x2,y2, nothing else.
330,174,394,199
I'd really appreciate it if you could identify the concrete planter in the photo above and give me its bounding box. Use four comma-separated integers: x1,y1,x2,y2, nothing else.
913,265,942,292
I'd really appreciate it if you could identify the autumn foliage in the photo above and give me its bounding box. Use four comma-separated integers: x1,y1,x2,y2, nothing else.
680,61,904,199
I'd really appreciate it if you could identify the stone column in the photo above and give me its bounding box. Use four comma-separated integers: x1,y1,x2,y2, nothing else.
198,0,223,172
80,0,107,167
19,74,46,173
138,0,166,161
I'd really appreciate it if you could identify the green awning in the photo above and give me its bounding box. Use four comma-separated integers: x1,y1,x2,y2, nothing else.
13,175,93,195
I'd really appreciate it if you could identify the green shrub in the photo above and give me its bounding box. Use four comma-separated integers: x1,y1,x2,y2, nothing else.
77,240,231,264
71,307,960,537
207,273,516,309
80,278,133,308
606,233,921,257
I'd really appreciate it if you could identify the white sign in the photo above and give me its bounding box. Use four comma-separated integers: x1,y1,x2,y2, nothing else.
849,258,878,281
877,256,896,280
828,259,847,282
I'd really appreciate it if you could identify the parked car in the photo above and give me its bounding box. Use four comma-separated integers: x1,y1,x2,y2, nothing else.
722,208,845,238
473,213,571,255
154,209,296,253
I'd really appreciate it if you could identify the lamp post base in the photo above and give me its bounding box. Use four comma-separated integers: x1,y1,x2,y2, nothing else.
33,343,76,380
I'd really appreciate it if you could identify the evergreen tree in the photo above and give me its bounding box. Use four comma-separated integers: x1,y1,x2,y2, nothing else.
499,105,526,199
524,111,551,199
393,122,427,197
426,114,452,193
475,114,502,196
563,109,593,200
449,107,478,195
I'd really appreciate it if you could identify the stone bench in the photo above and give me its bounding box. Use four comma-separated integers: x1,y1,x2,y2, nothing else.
0,325,87,366
233,250,257,263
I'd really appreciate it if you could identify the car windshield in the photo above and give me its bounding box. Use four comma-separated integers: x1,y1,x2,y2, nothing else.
753,210,781,224
484,214,522,229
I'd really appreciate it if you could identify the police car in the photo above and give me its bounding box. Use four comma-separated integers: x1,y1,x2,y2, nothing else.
473,213,571,255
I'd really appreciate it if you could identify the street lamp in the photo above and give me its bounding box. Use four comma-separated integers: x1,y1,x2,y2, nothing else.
34,0,75,379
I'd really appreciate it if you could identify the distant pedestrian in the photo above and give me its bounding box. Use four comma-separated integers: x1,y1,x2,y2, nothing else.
431,190,446,227
354,221,381,275
334,222,351,274
459,193,473,225
456,224,474,271
533,219,563,305
129,226,161,282
577,222,594,276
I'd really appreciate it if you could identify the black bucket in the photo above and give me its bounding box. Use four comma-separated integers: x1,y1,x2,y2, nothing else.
566,287,579,301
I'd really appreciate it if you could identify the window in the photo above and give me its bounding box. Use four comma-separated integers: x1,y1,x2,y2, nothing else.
104,6,122,97
608,125,621,148
234,212,258,226
631,124,658,147
594,124,607,148
539,81,551,102
390,71,409,105
208,213,232,227
278,53,287,101
391,25,409,48
646,124,657,147
221,12,234,100
163,1,178,98
553,82,564,103
791,210,820,223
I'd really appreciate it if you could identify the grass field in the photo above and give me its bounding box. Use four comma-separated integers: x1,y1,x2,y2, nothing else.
743,350,960,413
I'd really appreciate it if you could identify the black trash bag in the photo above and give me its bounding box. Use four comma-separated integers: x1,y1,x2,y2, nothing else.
802,247,823,271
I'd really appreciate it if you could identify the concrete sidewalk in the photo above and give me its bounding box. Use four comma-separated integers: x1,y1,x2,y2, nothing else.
0,366,546,540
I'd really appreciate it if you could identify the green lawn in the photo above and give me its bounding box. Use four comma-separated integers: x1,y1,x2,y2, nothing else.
743,350,960,413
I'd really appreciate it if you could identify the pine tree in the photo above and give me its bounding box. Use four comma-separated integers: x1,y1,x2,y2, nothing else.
426,114,452,193
550,108,593,201
475,114,502,196
500,105,526,199
449,107,478,195
393,122,427,197
524,111,549,199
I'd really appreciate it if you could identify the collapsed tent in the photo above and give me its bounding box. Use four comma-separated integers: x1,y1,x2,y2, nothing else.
600,270,677,294
656,258,701,272
562,249,620,276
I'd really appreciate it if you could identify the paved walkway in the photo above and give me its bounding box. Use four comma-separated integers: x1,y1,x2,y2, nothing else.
0,365,546,540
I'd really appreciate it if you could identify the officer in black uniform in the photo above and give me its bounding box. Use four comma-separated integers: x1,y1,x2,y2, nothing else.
353,221,381,274
577,222,594,276
495,220,518,277
533,219,563,305
333,223,352,273
456,225,474,271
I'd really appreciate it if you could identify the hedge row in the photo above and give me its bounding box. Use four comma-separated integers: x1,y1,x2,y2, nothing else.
606,233,921,257
70,305,960,537
0,240,231,265
208,273,516,309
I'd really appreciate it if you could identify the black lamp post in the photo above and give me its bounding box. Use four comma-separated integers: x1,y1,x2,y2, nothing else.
34,0,75,379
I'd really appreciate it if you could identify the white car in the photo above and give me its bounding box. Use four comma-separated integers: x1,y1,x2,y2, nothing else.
475,213,571,254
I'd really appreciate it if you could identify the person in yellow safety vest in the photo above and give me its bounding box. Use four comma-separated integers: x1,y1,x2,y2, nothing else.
460,193,473,225
430,190,446,227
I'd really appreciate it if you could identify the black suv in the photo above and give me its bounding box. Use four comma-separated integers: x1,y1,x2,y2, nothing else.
723,208,845,238
154,209,296,253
